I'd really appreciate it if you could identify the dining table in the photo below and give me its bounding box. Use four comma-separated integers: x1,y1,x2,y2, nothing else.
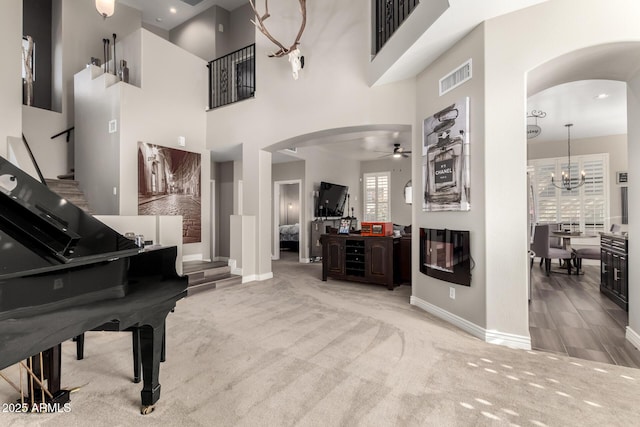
550,231,600,273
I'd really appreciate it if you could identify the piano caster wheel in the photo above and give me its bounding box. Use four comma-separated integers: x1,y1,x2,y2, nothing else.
141,404,155,415
133,376,141,384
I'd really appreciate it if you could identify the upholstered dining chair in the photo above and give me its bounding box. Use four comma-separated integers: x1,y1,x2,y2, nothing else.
530,224,573,276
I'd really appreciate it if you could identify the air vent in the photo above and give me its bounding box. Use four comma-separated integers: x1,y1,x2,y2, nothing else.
439,59,472,96
283,147,297,153
179,0,205,6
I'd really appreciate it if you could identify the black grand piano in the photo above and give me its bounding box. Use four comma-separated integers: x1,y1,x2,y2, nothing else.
0,156,188,413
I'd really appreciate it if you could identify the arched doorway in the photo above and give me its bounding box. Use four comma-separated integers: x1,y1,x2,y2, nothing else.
525,42,640,366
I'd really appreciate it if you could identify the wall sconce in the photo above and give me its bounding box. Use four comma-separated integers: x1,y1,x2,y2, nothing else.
404,180,412,204
96,0,115,19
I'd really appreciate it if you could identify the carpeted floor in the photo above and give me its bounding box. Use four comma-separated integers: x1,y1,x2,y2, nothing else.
1,254,639,426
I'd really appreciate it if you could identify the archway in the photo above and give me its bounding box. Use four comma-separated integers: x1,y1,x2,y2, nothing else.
525,42,640,363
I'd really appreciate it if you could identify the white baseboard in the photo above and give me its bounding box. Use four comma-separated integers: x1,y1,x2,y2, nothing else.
410,296,531,350
228,259,242,276
242,275,256,283
258,272,273,280
626,326,640,349
240,272,273,283
183,253,203,262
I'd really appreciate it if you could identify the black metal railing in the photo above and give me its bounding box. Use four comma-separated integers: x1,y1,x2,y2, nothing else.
374,0,420,54
208,44,255,110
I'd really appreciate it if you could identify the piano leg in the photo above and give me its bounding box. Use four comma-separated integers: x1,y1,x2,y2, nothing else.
132,329,141,383
138,312,168,415
75,334,85,360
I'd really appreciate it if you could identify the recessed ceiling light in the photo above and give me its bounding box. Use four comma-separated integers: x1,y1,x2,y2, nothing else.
594,93,609,100
156,17,163,22
170,7,177,14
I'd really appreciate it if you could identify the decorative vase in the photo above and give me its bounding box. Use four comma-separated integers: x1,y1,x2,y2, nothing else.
119,59,129,83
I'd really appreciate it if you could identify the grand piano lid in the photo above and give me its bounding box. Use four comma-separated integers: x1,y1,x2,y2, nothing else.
0,156,140,279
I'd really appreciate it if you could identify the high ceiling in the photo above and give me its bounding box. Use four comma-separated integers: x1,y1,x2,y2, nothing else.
120,0,247,31
121,1,626,163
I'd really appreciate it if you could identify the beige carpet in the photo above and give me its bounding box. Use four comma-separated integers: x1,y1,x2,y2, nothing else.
1,255,639,426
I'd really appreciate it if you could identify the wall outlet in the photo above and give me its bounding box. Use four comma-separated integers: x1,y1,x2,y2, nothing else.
178,136,186,147
108,119,117,133
449,287,455,299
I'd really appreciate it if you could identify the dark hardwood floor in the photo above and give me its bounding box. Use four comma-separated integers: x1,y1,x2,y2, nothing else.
529,262,640,368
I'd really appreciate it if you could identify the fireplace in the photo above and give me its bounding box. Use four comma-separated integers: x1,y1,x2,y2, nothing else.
420,228,471,286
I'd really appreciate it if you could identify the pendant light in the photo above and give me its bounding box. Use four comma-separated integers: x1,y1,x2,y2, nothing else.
551,124,586,191
96,0,115,19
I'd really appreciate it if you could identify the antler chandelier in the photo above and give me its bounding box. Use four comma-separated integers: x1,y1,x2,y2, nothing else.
551,124,586,191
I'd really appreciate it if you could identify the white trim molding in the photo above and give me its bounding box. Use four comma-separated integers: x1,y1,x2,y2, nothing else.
410,296,531,350
183,253,203,262
240,272,273,283
228,259,242,276
626,326,640,349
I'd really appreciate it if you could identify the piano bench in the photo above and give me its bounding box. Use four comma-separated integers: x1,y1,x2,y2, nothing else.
74,321,166,384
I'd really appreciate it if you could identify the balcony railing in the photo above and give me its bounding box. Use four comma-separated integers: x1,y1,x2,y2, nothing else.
374,0,420,54
208,44,255,110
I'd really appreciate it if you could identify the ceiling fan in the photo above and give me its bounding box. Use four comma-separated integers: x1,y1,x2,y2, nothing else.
377,143,411,158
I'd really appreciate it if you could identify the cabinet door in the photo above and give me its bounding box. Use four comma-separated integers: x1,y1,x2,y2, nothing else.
619,254,628,303
366,239,391,284
600,248,612,291
326,239,345,275
612,252,623,295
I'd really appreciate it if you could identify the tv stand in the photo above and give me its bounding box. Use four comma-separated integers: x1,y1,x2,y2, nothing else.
320,234,399,290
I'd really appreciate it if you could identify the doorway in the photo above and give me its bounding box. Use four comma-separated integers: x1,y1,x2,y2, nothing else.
273,180,302,262
525,44,640,366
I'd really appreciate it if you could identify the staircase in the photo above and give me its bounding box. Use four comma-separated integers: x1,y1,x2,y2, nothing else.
183,260,242,295
45,179,92,213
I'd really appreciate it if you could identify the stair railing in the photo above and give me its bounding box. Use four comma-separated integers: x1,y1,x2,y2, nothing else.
20,133,47,186
51,127,74,142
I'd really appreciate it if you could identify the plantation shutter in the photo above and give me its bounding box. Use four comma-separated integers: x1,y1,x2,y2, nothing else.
528,154,608,233
363,172,390,221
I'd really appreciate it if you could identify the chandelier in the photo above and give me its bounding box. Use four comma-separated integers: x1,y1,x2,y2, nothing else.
551,123,585,191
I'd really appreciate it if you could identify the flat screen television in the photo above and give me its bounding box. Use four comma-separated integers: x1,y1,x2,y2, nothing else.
316,181,349,218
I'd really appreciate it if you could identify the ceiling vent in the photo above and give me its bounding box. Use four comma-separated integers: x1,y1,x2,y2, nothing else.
179,0,205,6
439,59,472,96
283,147,298,154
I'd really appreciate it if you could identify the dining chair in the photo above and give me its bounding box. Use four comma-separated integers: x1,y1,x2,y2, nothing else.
530,224,573,275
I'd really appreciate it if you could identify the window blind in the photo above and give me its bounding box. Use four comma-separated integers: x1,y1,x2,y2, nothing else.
363,172,390,221
529,153,609,233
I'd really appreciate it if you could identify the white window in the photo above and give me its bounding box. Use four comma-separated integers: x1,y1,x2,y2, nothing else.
528,153,609,233
363,172,390,221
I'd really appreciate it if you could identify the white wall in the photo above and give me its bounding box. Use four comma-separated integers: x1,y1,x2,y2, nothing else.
627,73,640,344
20,0,142,178
207,0,415,275
60,0,141,133
482,0,640,342
75,29,210,260
528,133,628,228
120,30,210,260
0,0,23,160
170,6,218,61
413,24,486,330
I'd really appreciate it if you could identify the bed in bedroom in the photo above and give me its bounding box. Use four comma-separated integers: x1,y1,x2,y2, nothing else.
279,223,299,251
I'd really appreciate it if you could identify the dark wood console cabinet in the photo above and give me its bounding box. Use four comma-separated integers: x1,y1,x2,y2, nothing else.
600,233,628,311
320,234,399,290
